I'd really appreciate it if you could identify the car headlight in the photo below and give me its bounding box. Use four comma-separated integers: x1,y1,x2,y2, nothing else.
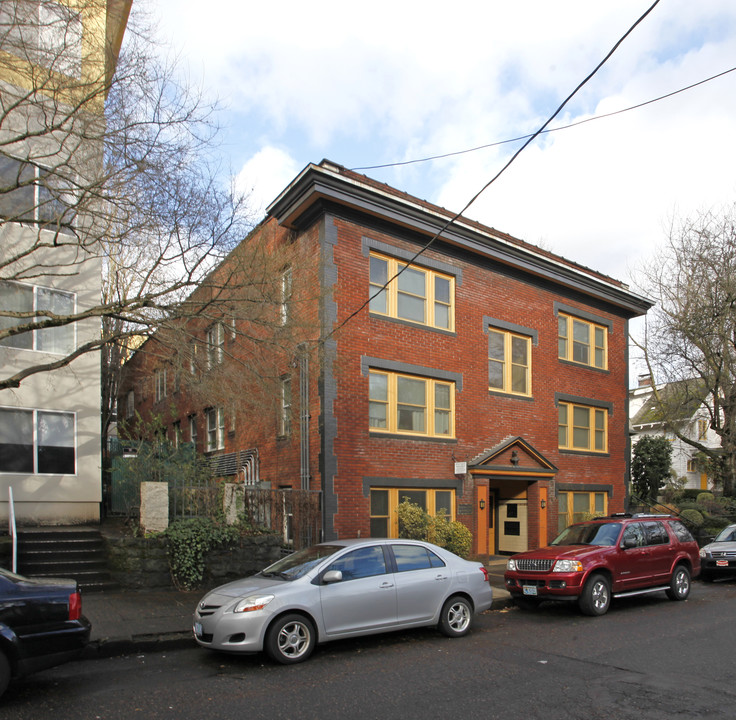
506,559,517,571
699,548,708,558
232,594,275,613
553,559,583,573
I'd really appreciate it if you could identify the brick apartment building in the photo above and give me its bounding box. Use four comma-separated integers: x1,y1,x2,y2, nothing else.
120,159,652,556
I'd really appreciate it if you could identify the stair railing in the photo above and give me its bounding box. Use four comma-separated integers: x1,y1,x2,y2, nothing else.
8,486,17,572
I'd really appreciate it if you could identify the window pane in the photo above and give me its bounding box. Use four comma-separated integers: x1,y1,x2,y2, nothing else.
435,490,452,517
573,426,589,448
511,365,527,394
369,287,387,314
0,408,33,472
397,265,425,296
573,406,590,428
400,490,426,510
369,401,387,429
558,316,568,339
397,292,425,322
434,302,449,328
511,336,527,364
558,405,568,446
369,372,388,401
36,287,75,354
397,376,425,405
488,331,504,360
594,493,605,514
0,281,33,349
370,517,388,538
37,411,75,474
370,489,389,516
369,256,388,285
434,409,450,435
434,276,450,304
397,405,425,432
0,155,35,221
434,383,450,410
489,360,503,389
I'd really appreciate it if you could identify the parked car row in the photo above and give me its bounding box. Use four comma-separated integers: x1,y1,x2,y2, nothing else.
3,515,736,695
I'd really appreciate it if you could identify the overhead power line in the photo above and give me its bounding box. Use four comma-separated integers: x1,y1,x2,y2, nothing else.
352,66,736,172
324,0,663,343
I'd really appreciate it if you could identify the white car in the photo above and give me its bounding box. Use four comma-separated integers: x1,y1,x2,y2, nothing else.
193,538,492,664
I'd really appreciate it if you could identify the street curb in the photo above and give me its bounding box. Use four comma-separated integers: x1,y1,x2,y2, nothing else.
82,631,194,660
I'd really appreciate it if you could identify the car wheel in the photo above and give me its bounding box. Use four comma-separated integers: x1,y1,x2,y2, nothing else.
438,595,473,637
666,565,691,601
513,596,541,611
265,614,316,665
578,573,611,616
0,650,10,698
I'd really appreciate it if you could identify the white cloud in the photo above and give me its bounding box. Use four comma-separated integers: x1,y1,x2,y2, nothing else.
233,147,301,219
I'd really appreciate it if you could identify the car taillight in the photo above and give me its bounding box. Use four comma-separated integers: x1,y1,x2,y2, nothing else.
479,566,489,582
68,591,82,621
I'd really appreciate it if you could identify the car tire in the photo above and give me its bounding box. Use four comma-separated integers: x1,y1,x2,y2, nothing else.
438,595,473,637
0,650,10,698
578,573,611,616
513,596,541,611
264,614,316,665
666,564,691,601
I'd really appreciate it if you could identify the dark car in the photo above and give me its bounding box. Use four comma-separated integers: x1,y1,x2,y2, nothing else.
699,523,736,581
504,513,701,616
0,567,91,698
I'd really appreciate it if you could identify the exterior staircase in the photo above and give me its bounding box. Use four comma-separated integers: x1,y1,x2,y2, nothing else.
16,527,119,593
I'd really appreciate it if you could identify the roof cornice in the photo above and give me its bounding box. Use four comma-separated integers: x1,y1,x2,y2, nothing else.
267,162,653,317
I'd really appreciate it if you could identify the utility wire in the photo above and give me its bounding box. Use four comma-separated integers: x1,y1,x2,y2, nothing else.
352,66,736,172
323,0,662,344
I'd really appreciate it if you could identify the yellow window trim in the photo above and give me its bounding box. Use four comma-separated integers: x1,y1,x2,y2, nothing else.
369,251,455,332
369,370,455,439
488,327,532,397
558,401,608,453
558,312,608,370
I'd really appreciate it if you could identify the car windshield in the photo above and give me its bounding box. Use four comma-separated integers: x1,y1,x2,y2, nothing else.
551,522,622,547
714,527,736,543
259,544,344,580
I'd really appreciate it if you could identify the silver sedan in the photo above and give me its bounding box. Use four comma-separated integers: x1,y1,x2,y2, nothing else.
193,538,493,664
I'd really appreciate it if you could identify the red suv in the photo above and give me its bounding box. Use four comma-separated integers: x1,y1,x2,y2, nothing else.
504,514,701,616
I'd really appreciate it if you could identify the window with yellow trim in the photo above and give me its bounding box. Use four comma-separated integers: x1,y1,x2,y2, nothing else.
558,313,607,369
370,488,455,537
369,370,454,438
558,402,607,453
557,491,607,532
488,328,531,396
369,252,454,331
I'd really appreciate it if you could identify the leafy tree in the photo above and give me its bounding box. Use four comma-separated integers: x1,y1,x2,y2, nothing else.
634,205,736,495
631,435,672,502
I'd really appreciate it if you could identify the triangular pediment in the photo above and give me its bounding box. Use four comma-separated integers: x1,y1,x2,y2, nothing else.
468,436,557,478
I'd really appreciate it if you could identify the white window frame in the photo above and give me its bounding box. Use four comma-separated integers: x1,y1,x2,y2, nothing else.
0,279,76,354
154,368,167,403
206,323,224,369
206,407,224,452
279,376,291,437
0,406,76,475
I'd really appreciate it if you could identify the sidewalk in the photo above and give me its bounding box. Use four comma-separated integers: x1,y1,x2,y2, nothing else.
81,561,512,659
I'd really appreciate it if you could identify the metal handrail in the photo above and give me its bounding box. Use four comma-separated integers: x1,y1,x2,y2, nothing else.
8,486,17,572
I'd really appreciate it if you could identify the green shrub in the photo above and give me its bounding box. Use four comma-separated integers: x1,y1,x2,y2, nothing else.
679,508,704,528
164,517,239,590
396,500,472,558
696,492,715,505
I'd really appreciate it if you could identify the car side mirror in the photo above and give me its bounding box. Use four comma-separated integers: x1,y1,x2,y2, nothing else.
622,536,637,549
322,570,343,584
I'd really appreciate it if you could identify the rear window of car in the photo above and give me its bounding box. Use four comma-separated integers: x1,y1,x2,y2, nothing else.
669,519,696,543
392,544,445,572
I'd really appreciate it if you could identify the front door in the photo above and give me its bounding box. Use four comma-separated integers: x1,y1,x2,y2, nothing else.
498,499,528,553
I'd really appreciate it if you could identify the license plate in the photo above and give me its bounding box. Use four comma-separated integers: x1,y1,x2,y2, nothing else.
523,585,538,596
194,622,203,636
716,560,729,567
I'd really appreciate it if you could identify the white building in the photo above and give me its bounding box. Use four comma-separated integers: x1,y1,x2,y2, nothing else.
0,0,131,524
629,375,721,492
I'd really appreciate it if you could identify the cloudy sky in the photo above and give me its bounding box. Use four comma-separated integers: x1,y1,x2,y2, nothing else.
145,0,736,298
